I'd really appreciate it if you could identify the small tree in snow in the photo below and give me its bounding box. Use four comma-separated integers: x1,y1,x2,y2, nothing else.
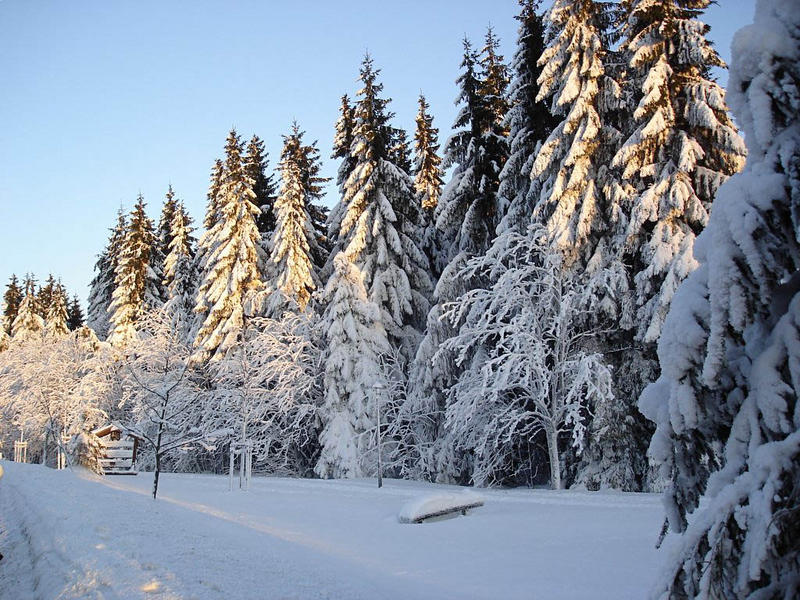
122,309,211,499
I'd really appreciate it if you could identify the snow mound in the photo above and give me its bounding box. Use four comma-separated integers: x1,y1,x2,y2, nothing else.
398,491,485,524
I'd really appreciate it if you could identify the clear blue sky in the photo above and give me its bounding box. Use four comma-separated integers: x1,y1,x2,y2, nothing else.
0,0,756,307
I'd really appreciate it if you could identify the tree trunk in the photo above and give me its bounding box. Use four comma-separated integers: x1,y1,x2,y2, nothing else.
546,427,562,490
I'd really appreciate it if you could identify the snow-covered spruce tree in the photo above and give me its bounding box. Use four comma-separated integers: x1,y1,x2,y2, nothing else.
37,274,58,319
108,195,164,346
244,134,278,244
405,37,508,481
87,210,127,339
332,94,357,191
326,55,431,362
327,95,358,254
480,27,511,138
414,94,444,218
613,0,746,346
442,227,614,488
316,253,389,478
3,274,22,333
45,283,69,337
265,123,330,315
157,186,178,262
532,0,621,268
413,93,445,280
498,0,559,233
66,295,84,331
163,201,196,334
388,126,413,175
204,159,225,230
193,129,265,361
642,3,800,595
11,277,44,342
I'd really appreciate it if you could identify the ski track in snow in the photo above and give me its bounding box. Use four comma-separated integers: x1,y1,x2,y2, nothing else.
0,462,674,599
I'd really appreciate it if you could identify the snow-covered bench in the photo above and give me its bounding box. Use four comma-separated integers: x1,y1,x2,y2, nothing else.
398,492,485,524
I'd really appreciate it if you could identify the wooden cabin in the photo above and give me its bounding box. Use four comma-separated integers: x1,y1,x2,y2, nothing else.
92,424,141,475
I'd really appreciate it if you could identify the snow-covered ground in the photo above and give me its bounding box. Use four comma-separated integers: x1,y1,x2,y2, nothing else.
0,461,673,599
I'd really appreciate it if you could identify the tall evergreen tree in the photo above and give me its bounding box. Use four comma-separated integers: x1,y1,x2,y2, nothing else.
413,94,444,218
531,0,621,269
613,0,746,346
480,26,511,137
266,123,330,314
316,254,389,478
163,201,196,333
643,2,800,594
498,0,559,232
327,55,431,361
327,94,358,250
108,195,163,345
193,129,265,361
66,295,84,331
45,282,69,337
204,159,225,230
157,185,178,259
407,38,508,481
331,94,357,191
3,274,22,334
244,135,278,241
11,276,44,342
37,274,58,319
87,210,127,339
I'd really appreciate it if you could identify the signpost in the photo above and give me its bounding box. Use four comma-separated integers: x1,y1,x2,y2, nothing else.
13,430,27,463
372,383,386,489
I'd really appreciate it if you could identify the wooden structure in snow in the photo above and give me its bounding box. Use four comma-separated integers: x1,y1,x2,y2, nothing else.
92,424,140,475
398,492,485,524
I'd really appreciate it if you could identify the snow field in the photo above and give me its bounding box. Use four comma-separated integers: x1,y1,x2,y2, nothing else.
0,462,675,599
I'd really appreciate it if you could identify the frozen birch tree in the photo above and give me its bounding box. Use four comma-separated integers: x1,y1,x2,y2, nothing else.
205,314,322,475
193,130,265,361
326,55,431,362
265,124,329,315
316,254,389,479
122,309,210,499
440,228,613,488
643,2,800,596
88,210,127,339
108,196,163,346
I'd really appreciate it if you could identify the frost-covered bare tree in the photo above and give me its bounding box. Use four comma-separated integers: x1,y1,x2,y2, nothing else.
121,309,211,499
0,327,106,465
204,314,323,476
440,227,613,489
642,0,800,596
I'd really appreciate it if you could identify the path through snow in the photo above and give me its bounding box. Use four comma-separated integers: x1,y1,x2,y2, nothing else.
0,462,674,599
